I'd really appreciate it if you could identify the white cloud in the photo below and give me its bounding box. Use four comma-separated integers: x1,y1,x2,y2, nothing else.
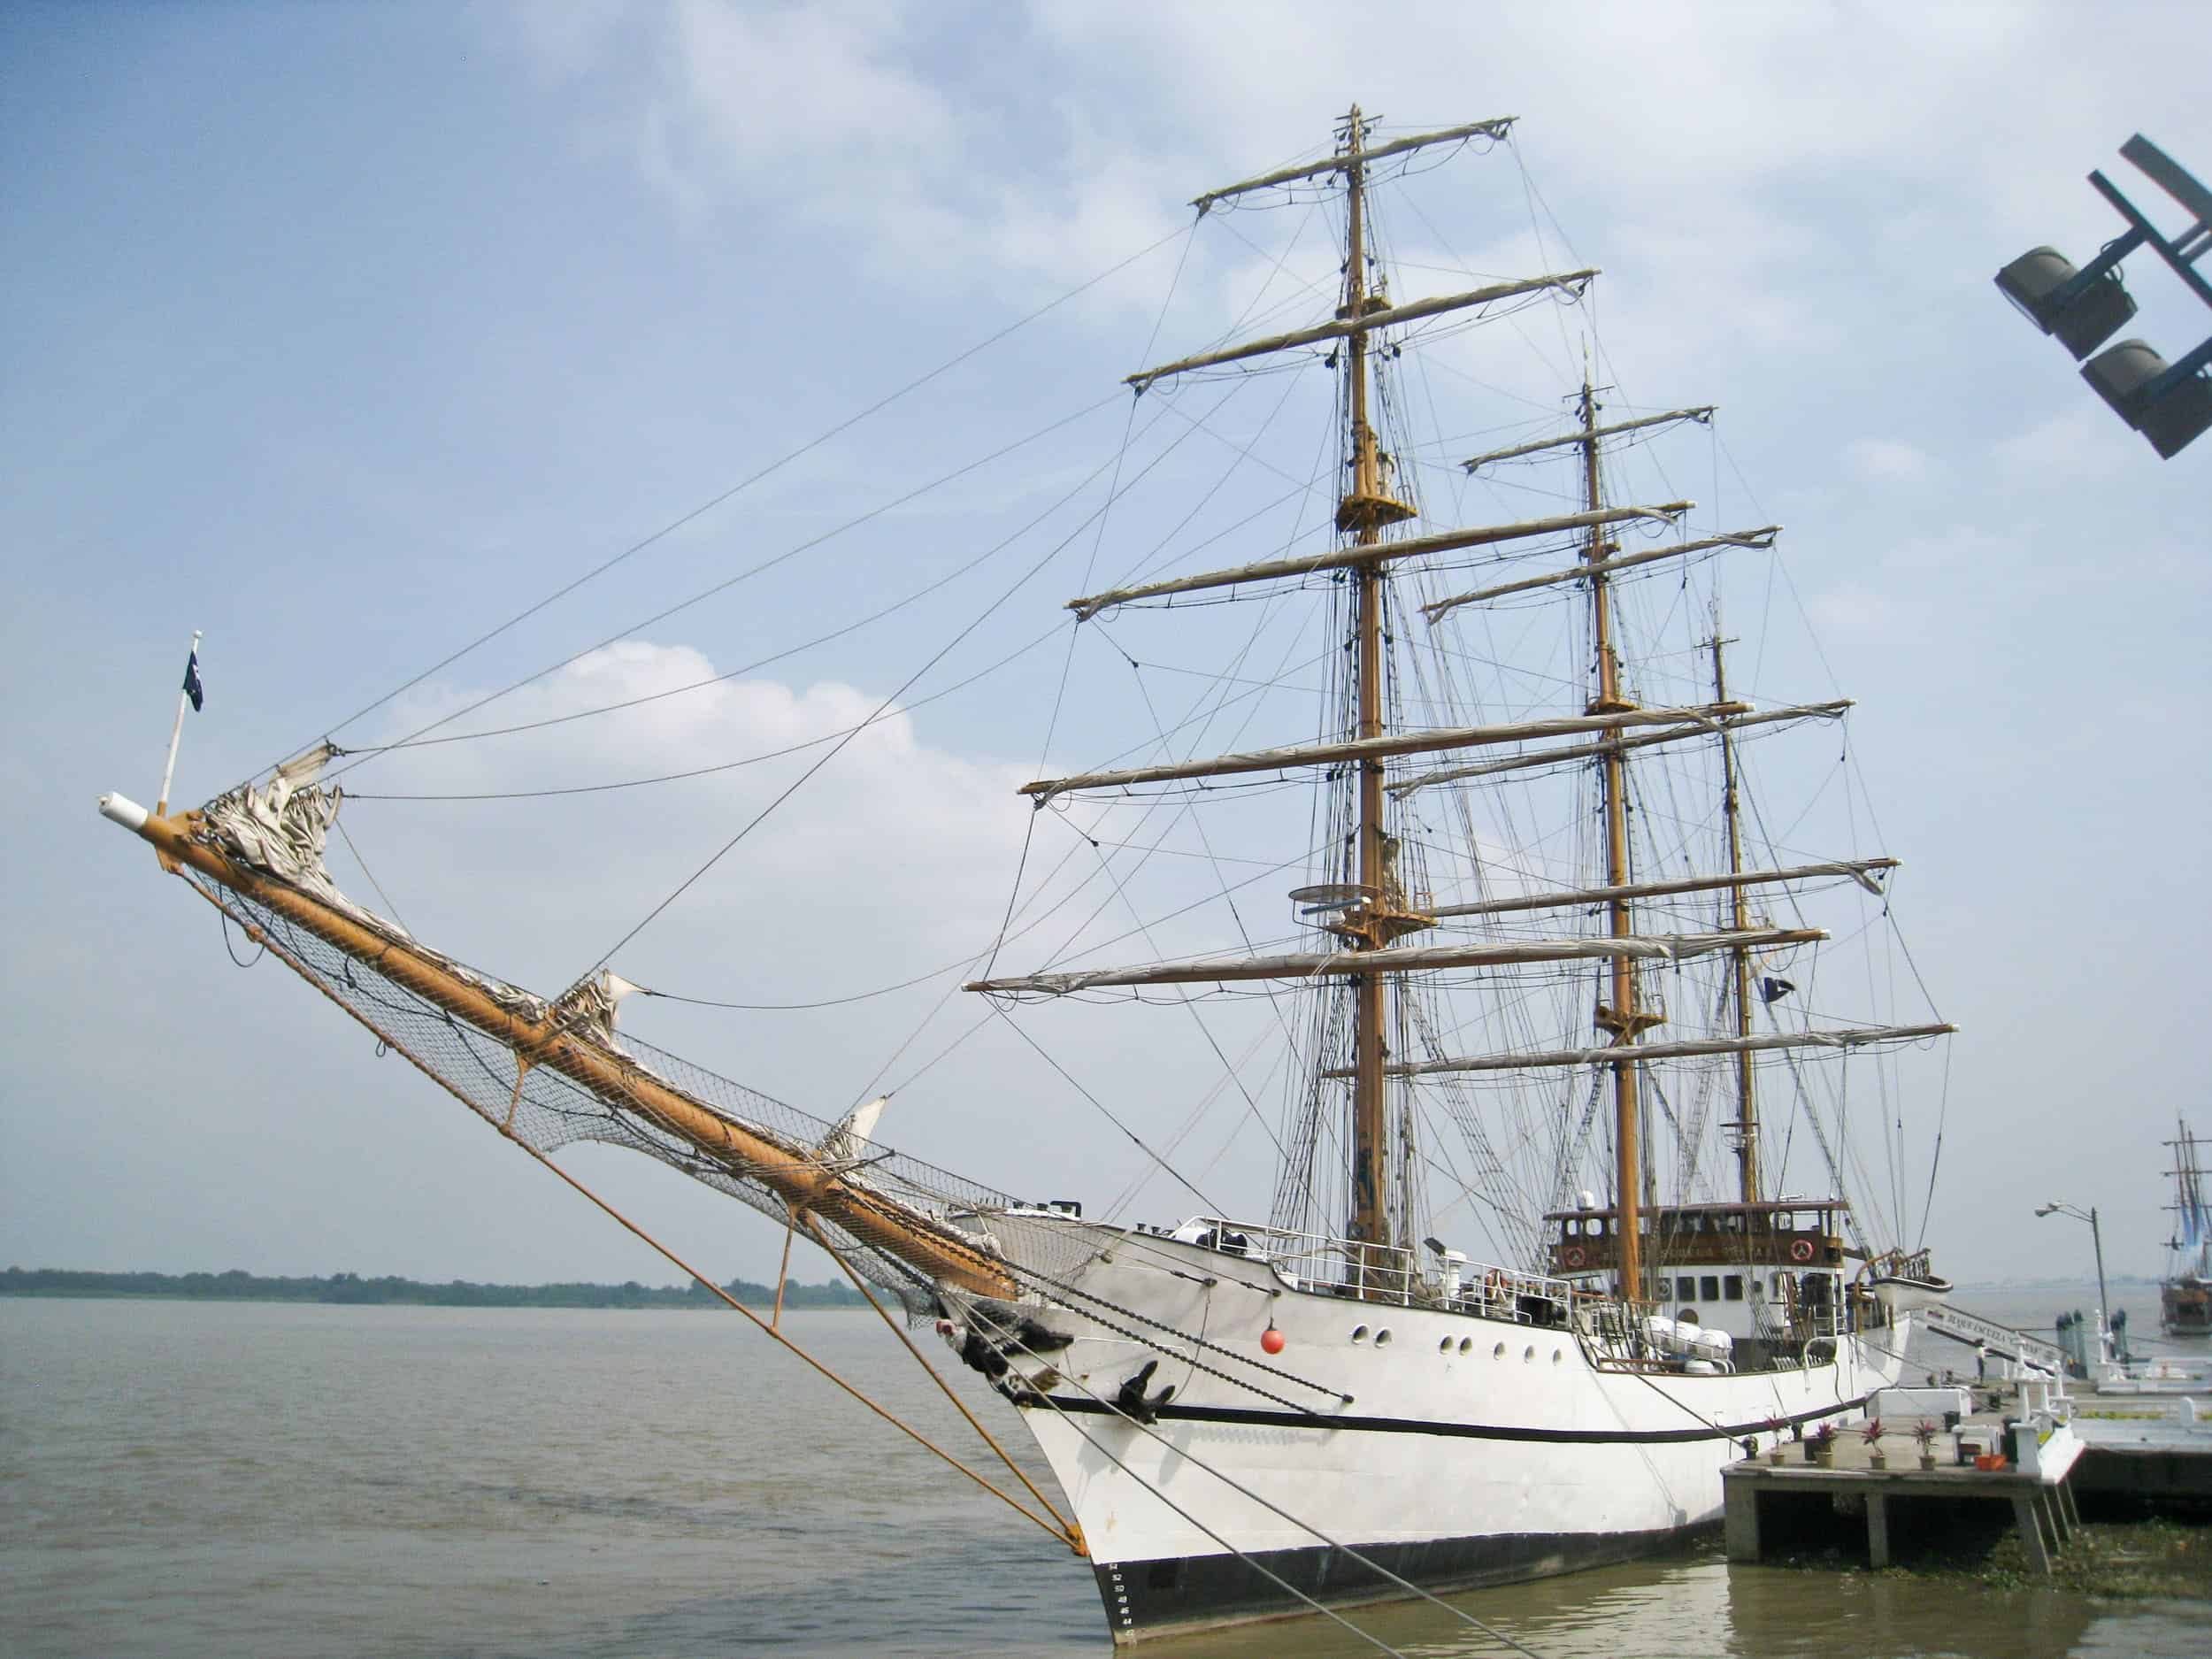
1993,403,2139,484
1845,438,1930,482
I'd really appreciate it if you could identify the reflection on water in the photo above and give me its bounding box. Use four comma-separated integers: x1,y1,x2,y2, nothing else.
0,1288,2200,1658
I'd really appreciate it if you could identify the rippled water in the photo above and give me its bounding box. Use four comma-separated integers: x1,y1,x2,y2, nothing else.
0,1293,2200,1657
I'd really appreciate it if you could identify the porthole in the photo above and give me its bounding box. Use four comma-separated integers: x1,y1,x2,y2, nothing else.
1375,1328,1394,1348
1493,1341,1507,1358
1350,1324,1370,1343
1439,1336,1453,1355
1551,1349,1563,1364
1458,1337,1474,1355
1523,1346,1536,1363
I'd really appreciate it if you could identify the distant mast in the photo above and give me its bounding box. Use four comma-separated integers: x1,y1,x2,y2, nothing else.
1711,634,1762,1205
1580,383,1657,1302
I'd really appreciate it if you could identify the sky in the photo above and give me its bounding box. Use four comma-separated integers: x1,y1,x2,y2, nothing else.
4,1,2208,1297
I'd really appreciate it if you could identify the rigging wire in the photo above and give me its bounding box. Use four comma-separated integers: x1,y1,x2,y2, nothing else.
334,818,411,935
326,390,1128,783
580,498,1092,974
256,222,1194,788
348,624,1064,802
988,1006,1225,1215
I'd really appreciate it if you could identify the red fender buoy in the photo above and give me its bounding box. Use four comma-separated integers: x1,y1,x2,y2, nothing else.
1261,1324,1286,1356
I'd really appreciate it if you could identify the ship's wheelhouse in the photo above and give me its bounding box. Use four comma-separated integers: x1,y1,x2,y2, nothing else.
1544,1198,1853,1344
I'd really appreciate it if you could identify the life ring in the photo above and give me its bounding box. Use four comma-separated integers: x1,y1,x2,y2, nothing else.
1789,1239,1816,1263
1562,1245,1587,1270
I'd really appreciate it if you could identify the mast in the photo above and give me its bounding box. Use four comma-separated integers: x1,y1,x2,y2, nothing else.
1712,634,1762,1205
1338,106,1418,1278
1581,380,1656,1302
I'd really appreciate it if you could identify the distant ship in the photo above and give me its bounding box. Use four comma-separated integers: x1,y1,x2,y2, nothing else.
2163,1118,2211,1337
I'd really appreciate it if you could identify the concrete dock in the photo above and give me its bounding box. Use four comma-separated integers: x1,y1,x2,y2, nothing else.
1724,1363,2211,1574
1724,1418,2084,1572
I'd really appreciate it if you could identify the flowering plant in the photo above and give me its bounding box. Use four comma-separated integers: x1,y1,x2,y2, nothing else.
1911,1418,1940,1449
1859,1417,1885,1445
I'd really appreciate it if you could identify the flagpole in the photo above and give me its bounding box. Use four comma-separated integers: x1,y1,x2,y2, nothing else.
157,629,202,817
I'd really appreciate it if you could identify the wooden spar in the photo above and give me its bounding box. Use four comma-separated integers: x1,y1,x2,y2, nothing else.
1064,503,1692,621
1341,1023,1956,1080
1422,526,1780,620
1463,408,1715,470
963,927,1825,995
1192,116,1516,210
1019,702,1747,803
1124,271,1597,392
1580,380,1650,1306
1342,107,1391,1275
1429,857,1898,920
104,803,1018,1300
1391,702,1850,795
1713,634,1762,1205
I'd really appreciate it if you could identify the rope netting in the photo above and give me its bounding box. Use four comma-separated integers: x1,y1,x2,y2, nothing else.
186,864,1042,1311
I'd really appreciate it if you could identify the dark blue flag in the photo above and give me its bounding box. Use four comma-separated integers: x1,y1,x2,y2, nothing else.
182,648,204,712
1758,976,1795,1004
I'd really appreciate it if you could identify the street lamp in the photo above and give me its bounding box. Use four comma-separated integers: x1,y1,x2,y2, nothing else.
1995,134,2212,459
2034,1200,2110,1357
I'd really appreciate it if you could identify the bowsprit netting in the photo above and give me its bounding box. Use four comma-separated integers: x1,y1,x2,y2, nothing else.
181,851,1031,1312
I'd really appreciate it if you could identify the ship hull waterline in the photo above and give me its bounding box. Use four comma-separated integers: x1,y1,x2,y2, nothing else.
960,1218,1905,1644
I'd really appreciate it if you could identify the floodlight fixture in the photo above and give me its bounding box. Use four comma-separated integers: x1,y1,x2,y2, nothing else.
1995,134,2212,458
1995,245,2138,358
2082,336,2212,458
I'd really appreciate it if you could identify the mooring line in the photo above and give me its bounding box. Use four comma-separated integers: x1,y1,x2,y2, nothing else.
180,875,1079,1554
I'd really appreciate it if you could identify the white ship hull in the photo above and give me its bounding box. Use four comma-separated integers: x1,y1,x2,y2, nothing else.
968,1218,1907,1643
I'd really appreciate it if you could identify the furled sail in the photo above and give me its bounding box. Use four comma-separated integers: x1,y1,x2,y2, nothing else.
964,927,1824,996
1065,503,1692,621
1125,273,1597,392
1192,116,1517,210
1421,527,1780,621
1364,1023,1957,1079
1392,702,1847,795
1021,702,1747,803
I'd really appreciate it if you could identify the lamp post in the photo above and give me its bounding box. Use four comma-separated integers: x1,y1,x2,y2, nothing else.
2036,1201,2110,1359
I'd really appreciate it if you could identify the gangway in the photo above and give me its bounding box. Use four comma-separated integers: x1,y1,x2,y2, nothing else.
1923,1303,2069,1377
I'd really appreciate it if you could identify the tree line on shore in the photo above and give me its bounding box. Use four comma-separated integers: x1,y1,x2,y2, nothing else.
0,1266,871,1309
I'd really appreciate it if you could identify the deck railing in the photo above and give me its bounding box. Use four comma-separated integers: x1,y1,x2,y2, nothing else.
1171,1217,1574,1324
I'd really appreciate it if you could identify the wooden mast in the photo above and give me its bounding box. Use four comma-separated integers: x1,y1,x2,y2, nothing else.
1711,633,1762,1205
1338,106,1418,1280
1582,380,1657,1303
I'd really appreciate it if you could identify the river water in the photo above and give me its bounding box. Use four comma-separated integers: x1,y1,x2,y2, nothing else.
1,1287,2201,1658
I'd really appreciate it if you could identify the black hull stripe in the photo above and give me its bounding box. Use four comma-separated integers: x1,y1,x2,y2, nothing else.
1094,1523,1708,1644
1030,1391,1867,1445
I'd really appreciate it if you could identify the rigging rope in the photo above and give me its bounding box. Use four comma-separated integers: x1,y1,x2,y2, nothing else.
326,391,1125,783
250,223,1194,792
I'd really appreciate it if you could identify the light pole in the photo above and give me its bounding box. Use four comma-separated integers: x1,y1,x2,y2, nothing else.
2036,1201,2110,1357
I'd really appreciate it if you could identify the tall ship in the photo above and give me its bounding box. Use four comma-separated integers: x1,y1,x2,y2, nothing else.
2164,1119,2211,1337
99,110,1955,1644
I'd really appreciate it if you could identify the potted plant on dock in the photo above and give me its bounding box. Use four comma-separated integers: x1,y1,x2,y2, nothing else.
1765,1417,1789,1465
1862,1417,1887,1471
1913,1418,1940,1471
1809,1422,1838,1468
